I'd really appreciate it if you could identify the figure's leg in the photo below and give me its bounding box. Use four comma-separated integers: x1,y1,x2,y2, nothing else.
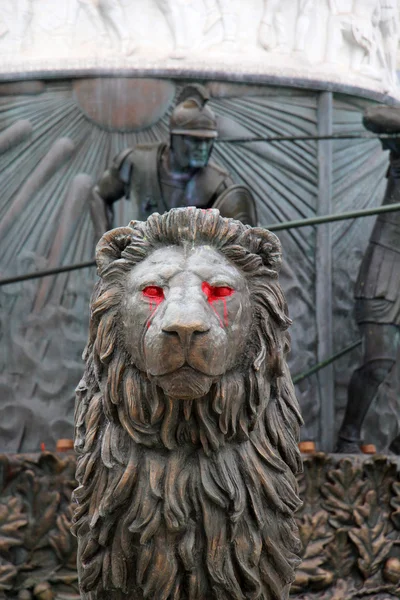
274,7,287,51
157,0,190,59
258,0,282,51
380,18,399,85
66,0,80,46
203,0,221,33
79,0,112,48
325,16,344,63
294,0,314,52
336,323,399,452
218,0,237,45
0,15,9,38
99,0,136,55
15,0,34,51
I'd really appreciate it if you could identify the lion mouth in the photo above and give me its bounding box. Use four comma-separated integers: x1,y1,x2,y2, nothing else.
148,361,219,379
152,364,215,400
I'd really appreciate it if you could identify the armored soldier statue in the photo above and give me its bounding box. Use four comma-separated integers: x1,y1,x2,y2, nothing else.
336,105,400,453
90,84,257,237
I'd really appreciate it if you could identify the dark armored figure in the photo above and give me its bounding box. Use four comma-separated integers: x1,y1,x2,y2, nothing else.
336,105,400,453
90,84,257,237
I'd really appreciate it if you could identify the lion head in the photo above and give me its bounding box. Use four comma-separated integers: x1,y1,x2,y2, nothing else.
73,208,303,600
119,242,253,401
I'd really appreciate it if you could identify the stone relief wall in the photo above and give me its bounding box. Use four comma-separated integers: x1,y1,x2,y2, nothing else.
0,0,398,100
0,77,392,453
0,79,322,451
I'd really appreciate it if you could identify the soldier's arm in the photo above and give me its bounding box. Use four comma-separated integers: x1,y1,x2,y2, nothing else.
92,149,133,230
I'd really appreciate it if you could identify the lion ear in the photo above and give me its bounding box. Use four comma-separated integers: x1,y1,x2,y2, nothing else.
96,227,134,275
239,228,282,274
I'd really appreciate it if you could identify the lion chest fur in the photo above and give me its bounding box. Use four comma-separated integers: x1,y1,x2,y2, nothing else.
72,209,303,600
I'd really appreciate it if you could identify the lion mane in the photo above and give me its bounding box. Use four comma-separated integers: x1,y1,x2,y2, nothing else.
72,208,303,600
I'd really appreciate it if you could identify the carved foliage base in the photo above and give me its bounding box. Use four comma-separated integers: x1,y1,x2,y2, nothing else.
0,453,399,599
295,453,400,599
0,453,77,599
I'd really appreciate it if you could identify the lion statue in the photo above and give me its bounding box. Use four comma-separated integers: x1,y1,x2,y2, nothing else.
72,208,303,600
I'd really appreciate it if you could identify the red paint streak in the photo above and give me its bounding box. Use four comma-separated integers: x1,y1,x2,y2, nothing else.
40,442,46,452
202,282,234,327
223,298,228,327
143,286,164,328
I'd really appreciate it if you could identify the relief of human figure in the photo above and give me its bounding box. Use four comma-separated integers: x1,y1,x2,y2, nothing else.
258,0,287,52
0,0,34,52
67,0,136,56
378,0,399,87
293,0,315,53
156,0,192,59
203,0,238,48
325,0,385,77
336,105,400,453
0,16,8,40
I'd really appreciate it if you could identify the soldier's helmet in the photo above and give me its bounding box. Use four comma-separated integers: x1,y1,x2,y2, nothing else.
170,84,218,138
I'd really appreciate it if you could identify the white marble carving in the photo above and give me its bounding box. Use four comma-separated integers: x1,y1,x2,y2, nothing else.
258,0,288,52
66,0,136,56
203,0,238,48
156,0,193,58
0,0,398,98
294,0,316,53
325,0,398,86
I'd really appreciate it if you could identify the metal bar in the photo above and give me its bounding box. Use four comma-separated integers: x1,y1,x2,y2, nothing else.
316,91,334,453
268,201,400,232
216,132,400,144
292,339,362,384
0,260,96,286
1,201,400,288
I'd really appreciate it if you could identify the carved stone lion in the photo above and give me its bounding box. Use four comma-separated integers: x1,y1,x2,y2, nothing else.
72,208,303,600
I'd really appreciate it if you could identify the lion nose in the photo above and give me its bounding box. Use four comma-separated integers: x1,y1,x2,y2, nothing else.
162,312,210,347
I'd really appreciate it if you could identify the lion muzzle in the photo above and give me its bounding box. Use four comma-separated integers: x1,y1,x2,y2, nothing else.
144,293,230,380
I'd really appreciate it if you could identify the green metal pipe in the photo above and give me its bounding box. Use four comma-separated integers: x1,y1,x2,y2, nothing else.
268,202,400,232
216,132,400,144
292,339,362,384
0,260,96,286
1,202,399,286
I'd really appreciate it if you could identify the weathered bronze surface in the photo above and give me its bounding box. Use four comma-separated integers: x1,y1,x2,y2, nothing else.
1,452,400,599
294,452,400,599
72,208,302,599
337,105,400,454
0,452,78,599
91,84,257,236
73,78,176,132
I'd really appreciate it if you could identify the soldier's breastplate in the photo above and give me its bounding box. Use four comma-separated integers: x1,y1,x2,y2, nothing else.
159,166,224,210
160,180,188,210
183,166,226,208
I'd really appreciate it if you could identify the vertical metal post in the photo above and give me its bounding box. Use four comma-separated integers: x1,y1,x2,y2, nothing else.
316,91,334,451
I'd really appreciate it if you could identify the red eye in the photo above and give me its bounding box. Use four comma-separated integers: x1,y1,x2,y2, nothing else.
212,286,234,298
142,286,164,300
202,282,234,302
